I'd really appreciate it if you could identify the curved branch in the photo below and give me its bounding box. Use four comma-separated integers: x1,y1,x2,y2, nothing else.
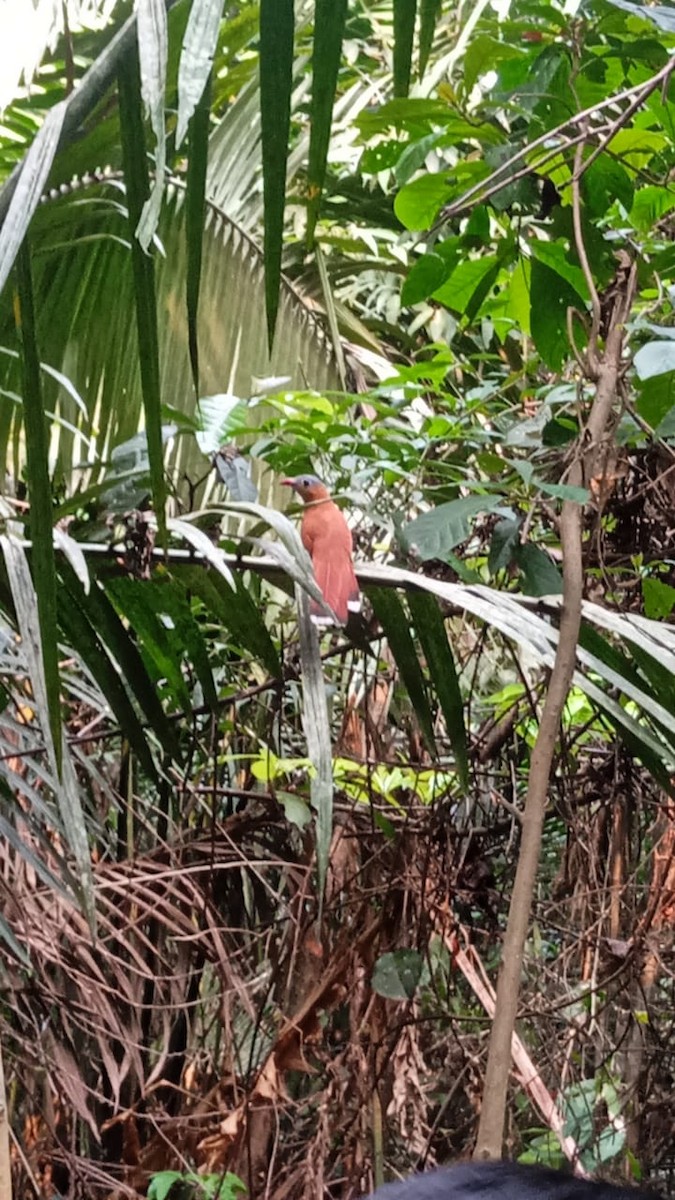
436,55,675,224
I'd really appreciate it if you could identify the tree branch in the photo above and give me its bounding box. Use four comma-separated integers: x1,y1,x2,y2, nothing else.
473,240,638,1163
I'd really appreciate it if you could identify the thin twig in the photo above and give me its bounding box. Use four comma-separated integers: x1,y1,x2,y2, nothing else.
572,131,601,379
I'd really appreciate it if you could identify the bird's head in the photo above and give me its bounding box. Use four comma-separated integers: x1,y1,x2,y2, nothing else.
281,474,330,503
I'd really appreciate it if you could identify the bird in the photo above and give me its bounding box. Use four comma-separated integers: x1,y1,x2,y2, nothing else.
281,475,361,626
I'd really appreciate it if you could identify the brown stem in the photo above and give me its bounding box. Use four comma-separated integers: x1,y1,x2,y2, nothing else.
474,243,637,1161
473,487,583,1161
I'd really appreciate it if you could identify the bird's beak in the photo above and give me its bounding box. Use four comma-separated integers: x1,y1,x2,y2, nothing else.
281,478,295,488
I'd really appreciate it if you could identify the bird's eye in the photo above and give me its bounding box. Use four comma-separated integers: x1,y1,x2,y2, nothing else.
301,477,310,486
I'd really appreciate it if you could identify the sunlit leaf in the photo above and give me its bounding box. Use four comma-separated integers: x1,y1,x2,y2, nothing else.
176,0,224,149
135,0,168,252
0,101,66,298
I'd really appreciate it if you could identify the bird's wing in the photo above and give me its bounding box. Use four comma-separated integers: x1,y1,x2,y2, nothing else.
312,541,360,625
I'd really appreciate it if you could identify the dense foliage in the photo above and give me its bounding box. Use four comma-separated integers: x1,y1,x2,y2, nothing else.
1,0,675,1197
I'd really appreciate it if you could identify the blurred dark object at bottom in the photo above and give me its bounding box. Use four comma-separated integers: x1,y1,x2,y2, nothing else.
369,1162,659,1200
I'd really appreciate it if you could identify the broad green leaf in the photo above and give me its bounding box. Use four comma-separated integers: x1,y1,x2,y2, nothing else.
529,240,589,301
488,518,521,574
259,0,293,347
400,495,502,561
197,393,246,455
14,241,62,767
582,157,634,218
401,251,455,306
306,0,348,246
433,255,500,315
537,481,589,503
515,544,563,597
394,173,450,230
634,342,675,430
118,49,167,546
360,140,410,175
407,590,468,785
372,949,425,999
643,577,675,621
148,1172,185,1200
542,416,577,446
530,258,582,370
355,97,451,137
493,256,530,332
630,185,675,234
463,204,490,247
176,0,224,148
607,127,666,168
636,372,675,432
185,68,212,395
463,36,524,94
643,322,675,342
395,131,440,185
368,587,435,752
634,342,675,380
464,258,501,324
394,0,417,98
485,142,540,211
278,792,312,829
